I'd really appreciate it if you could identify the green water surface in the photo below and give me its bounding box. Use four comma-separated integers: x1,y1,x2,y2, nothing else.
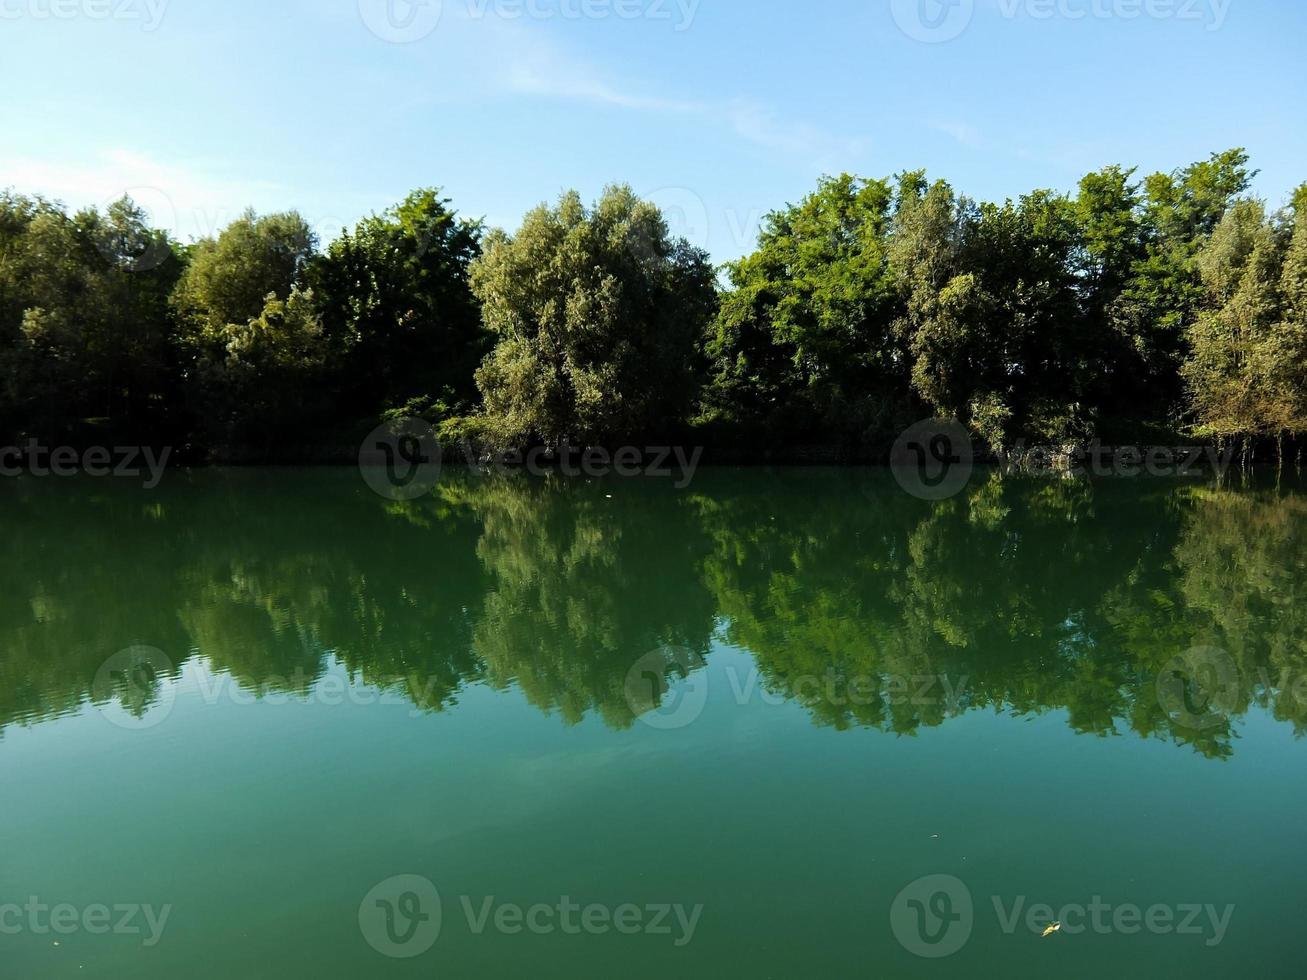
2,468,1305,978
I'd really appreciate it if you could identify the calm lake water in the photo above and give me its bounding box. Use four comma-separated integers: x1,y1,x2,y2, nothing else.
2,467,1305,978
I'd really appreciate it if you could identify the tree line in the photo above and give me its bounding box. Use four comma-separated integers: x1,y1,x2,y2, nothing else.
2,149,1304,461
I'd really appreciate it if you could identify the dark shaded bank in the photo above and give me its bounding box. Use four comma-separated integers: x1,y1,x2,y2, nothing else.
96,432,1304,472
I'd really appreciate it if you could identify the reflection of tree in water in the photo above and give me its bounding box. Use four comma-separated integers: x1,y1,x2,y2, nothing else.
1,470,1305,758
700,471,1307,757
178,558,330,695
0,471,490,730
1175,488,1307,733
451,476,716,728
0,481,192,730
699,473,1142,734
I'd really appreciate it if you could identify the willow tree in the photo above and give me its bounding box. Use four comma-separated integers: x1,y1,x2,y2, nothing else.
1264,189,1307,438
1182,197,1306,449
471,185,716,448
1104,151,1254,420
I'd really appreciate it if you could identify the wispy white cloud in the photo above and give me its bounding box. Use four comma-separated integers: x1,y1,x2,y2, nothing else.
930,120,984,148
399,12,863,167
0,148,379,246
725,101,869,164
502,61,700,113
0,148,287,242
500,56,864,166
498,61,864,165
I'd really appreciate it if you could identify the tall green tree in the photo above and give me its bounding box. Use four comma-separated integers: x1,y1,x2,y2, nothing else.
173,209,316,333
1074,166,1150,428
890,176,1084,447
172,210,323,450
0,194,181,440
1109,150,1254,424
704,174,908,447
1183,199,1290,441
472,185,716,447
1258,189,1307,437
308,189,485,425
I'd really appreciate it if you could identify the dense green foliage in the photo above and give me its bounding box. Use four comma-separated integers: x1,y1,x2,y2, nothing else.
471,186,716,448
2,153,1304,459
0,194,183,442
1,188,483,458
309,189,486,425
706,149,1304,455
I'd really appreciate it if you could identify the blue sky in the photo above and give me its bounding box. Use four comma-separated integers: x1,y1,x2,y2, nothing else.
2,0,1303,262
